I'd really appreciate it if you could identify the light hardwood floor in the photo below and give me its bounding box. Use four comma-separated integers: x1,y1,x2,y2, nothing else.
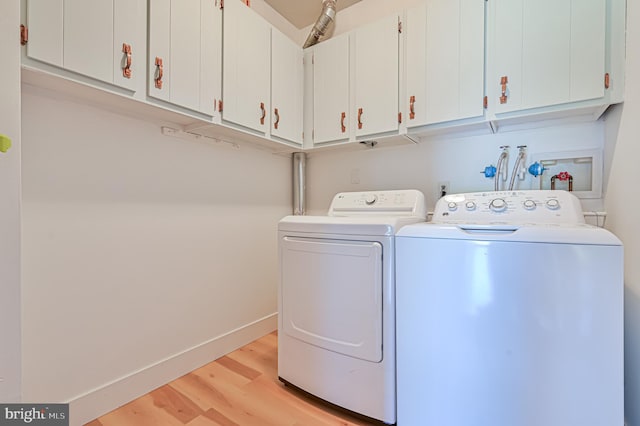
86,331,374,426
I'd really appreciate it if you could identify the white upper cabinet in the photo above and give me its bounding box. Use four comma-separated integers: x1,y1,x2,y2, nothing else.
488,0,607,115
353,13,400,138
200,0,222,118
271,28,303,145
405,0,485,127
112,0,143,91
311,33,350,145
25,0,63,67
222,0,271,135
64,0,113,85
23,0,626,151
148,0,221,116
25,0,144,92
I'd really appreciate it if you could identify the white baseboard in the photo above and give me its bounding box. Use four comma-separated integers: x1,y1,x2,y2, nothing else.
68,313,277,426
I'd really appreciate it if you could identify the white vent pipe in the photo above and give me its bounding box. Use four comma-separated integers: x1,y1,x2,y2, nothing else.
292,152,307,215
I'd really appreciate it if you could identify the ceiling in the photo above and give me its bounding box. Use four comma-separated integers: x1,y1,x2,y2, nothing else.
263,0,363,29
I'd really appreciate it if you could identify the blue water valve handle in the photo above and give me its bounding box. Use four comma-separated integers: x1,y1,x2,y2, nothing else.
482,165,497,178
528,162,546,177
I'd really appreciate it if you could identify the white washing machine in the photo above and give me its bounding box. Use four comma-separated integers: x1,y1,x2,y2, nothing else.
396,190,623,426
278,189,426,425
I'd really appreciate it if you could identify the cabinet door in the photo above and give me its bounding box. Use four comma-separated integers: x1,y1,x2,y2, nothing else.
113,0,143,92
491,0,606,114
200,0,222,118
405,0,485,126
312,34,350,145
149,0,221,114
64,0,114,85
169,0,201,111
148,0,171,103
353,14,399,138
26,0,63,67
271,29,303,145
27,0,142,91
223,0,271,134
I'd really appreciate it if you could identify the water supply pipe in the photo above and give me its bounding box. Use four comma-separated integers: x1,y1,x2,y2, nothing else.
508,145,527,190
495,146,509,191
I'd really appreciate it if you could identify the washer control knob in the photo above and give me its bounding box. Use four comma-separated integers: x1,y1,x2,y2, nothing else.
364,194,378,205
489,198,508,212
447,202,458,212
465,201,477,211
546,199,560,210
523,200,537,210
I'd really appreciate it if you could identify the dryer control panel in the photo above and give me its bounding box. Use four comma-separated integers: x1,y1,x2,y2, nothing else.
433,190,584,225
329,190,426,218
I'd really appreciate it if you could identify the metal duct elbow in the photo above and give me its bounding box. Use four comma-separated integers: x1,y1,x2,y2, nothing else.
303,0,337,48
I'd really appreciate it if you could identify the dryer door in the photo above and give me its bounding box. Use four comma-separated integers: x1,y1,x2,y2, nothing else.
280,236,383,362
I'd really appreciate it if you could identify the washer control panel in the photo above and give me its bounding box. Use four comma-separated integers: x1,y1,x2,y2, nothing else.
433,190,585,224
329,190,426,217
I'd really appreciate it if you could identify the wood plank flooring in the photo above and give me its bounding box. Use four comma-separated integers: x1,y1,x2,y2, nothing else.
86,332,373,426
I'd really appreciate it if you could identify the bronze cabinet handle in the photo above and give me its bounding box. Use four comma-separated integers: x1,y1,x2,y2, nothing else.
20,24,28,46
500,76,508,104
122,43,132,79
260,102,266,125
409,96,416,119
154,57,164,89
274,108,280,129
357,108,363,130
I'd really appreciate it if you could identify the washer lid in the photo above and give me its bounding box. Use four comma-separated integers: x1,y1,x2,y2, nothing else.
397,222,622,246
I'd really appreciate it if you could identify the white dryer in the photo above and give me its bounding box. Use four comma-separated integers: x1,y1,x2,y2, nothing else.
278,189,426,425
396,190,623,426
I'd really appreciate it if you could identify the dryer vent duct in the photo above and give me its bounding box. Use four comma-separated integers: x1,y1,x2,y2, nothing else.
303,0,337,48
293,152,307,215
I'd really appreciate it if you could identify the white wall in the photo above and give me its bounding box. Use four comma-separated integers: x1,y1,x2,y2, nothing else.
20,87,291,424
15,1,291,423
605,0,640,424
307,121,607,214
0,0,22,403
